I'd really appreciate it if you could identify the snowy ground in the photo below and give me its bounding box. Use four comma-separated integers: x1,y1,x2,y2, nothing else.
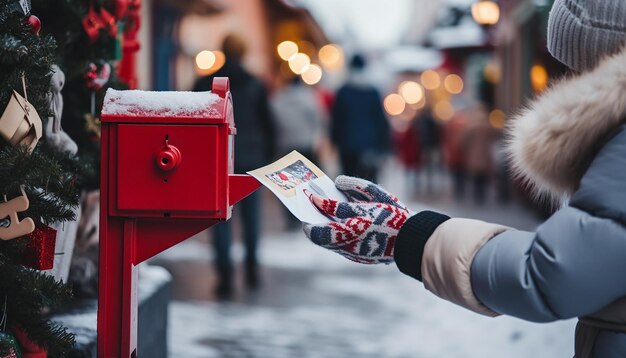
151,163,576,357
159,235,575,358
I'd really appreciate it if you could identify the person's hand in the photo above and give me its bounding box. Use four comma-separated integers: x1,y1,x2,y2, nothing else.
303,176,410,264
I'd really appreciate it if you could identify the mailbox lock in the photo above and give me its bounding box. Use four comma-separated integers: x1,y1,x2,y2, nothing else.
156,144,182,171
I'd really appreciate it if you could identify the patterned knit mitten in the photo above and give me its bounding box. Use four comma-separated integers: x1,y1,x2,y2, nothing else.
303,176,410,264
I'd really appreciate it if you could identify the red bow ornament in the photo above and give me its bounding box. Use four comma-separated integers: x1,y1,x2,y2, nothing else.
82,5,118,43
99,7,118,38
82,5,104,43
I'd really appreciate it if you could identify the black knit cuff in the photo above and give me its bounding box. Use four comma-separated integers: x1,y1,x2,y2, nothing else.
394,210,450,281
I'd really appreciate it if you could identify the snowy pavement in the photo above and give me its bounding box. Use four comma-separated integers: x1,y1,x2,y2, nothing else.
152,201,576,358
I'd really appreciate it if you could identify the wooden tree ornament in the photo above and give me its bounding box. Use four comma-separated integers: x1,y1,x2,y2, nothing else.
0,188,35,241
0,77,43,152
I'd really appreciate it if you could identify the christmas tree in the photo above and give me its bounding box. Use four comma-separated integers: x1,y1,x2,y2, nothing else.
0,0,92,355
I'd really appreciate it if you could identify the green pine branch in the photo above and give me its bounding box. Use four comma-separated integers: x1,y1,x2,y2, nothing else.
41,142,97,194
0,19,56,121
0,34,29,64
0,253,75,357
0,145,80,224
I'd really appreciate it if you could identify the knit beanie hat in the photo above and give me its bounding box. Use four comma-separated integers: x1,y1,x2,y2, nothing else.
547,0,626,71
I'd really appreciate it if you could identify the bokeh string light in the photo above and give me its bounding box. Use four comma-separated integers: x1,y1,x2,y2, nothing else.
277,41,299,61
421,70,441,90
434,101,454,120
530,64,548,93
384,93,406,116
399,81,424,104
471,0,500,25
301,64,323,85
489,109,506,128
444,74,464,94
195,50,216,70
319,44,344,71
288,53,311,74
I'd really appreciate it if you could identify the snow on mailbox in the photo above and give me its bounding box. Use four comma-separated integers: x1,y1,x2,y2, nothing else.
98,77,259,357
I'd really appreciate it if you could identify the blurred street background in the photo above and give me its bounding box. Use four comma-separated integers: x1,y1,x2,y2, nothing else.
132,0,573,356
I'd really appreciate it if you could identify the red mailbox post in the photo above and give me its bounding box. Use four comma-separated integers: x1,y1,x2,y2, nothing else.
98,78,260,357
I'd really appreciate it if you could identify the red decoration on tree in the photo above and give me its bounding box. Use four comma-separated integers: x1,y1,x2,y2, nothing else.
82,5,104,43
12,326,47,358
99,8,118,38
83,63,98,89
82,4,120,43
114,0,129,18
84,62,111,90
25,15,40,35
17,224,56,270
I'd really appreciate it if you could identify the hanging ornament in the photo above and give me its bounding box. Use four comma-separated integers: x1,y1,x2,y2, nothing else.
0,76,42,152
25,15,40,35
99,8,118,38
83,62,109,142
83,64,97,87
82,4,104,43
0,298,22,358
0,90,42,151
0,187,35,241
16,224,56,271
84,62,111,91
11,327,46,358
82,3,120,43
0,332,22,358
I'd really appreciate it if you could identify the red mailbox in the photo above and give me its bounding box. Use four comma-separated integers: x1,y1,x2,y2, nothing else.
98,77,260,357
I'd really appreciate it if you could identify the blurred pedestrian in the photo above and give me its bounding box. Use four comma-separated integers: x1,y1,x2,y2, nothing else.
303,0,626,356
442,111,467,201
393,118,422,198
331,54,390,182
460,103,498,205
270,76,324,230
194,34,276,297
416,107,441,194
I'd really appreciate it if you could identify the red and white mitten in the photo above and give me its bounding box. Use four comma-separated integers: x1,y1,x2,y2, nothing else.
302,176,410,264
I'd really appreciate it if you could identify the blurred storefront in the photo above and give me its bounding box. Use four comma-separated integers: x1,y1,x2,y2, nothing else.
388,0,568,124
374,0,572,208
146,0,223,90
493,0,567,114
419,0,568,118
161,0,329,91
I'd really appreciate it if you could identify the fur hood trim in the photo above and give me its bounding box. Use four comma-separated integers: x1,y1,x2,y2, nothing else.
507,46,626,201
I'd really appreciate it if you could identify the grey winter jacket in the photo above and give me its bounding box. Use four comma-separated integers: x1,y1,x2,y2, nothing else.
394,47,626,357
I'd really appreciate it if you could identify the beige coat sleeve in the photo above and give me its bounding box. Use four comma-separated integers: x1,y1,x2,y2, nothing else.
421,218,510,317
